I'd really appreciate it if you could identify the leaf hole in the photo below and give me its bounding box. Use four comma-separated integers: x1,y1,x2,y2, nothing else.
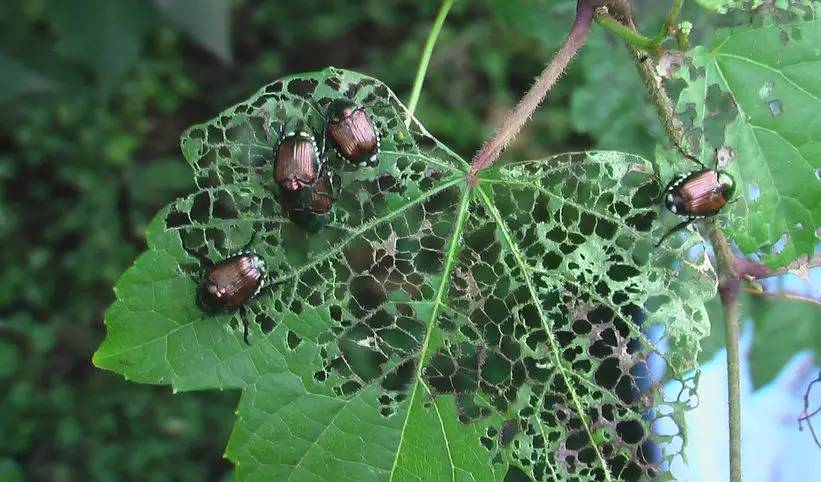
286,330,301,350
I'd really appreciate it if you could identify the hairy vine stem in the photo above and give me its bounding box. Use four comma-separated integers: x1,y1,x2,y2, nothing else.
467,0,598,182
611,3,751,480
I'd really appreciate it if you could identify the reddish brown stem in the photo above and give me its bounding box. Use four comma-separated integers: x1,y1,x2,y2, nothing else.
467,0,596,182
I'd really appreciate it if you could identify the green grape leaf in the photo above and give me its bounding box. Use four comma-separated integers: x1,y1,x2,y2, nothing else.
94,68,715,481
674,19,821,268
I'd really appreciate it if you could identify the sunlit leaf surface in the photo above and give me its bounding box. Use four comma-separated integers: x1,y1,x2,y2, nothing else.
95,68,716,481
675,19,821,268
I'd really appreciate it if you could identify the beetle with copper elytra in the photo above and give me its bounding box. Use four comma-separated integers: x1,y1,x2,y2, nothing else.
197,252,267,344
657,167,736,246
325,99,380,167
273,119,323,199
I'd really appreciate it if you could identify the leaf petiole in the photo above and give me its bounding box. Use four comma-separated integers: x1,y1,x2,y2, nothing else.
406,0,456,123
594,9,659,56
595,0,686,57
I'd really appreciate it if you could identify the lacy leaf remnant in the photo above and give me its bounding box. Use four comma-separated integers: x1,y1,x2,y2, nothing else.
95,68,715,481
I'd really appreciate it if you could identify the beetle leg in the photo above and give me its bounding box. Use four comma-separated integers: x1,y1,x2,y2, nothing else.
181,244,214,273
655,218,694,247
243,319,251,345
239,307,252,346
302,96,325,118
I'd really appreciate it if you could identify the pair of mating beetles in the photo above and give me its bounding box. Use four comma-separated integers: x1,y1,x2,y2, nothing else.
274,98,381,231
196,98,381,343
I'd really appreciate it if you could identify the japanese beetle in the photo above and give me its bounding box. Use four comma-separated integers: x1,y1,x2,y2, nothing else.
325,99,380,167
657,168,736,246
280,167,338,232
197,252,266,344
274,120,322,196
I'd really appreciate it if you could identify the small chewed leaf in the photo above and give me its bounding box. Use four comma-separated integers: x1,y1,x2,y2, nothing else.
95,68,715,481
675,19,821,268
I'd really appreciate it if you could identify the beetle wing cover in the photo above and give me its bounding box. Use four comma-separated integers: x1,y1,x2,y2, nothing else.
275,138,318,187
681,170,726,215
328,109,377,160
207,257,263,307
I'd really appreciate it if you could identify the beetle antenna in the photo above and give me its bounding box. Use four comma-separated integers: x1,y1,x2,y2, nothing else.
304,96,325,116
299,96,327,126
295,97,329,150
655,219,694,247
183,245,213,268
671,137,706,169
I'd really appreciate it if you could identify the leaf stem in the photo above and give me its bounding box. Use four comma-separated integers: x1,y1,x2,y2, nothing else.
468,0,595,181
708,220,742,482
595,0,685,57
406,0,455,122
594,10,657,54
653,0,684,45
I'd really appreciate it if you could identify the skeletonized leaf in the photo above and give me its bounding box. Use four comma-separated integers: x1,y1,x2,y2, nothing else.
95,68,715,481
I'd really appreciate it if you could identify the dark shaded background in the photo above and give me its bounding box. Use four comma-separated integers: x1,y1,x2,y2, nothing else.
0,1,724,480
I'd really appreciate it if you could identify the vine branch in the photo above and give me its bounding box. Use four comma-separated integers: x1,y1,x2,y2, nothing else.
467,0,598,182
609,4,747,481
708,220,743,482
798,370,821,449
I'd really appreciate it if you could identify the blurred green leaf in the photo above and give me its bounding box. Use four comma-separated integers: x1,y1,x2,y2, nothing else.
693,0,752,13
693,0,820,17
0,459,23,482
0,340,20,379
699,292,819,387
747,295,820,386
675,19,821,268
154,0,233,63
0,53,54,104
47,0,155,85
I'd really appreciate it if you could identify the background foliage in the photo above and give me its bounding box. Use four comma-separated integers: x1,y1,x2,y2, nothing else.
0,1,816,481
